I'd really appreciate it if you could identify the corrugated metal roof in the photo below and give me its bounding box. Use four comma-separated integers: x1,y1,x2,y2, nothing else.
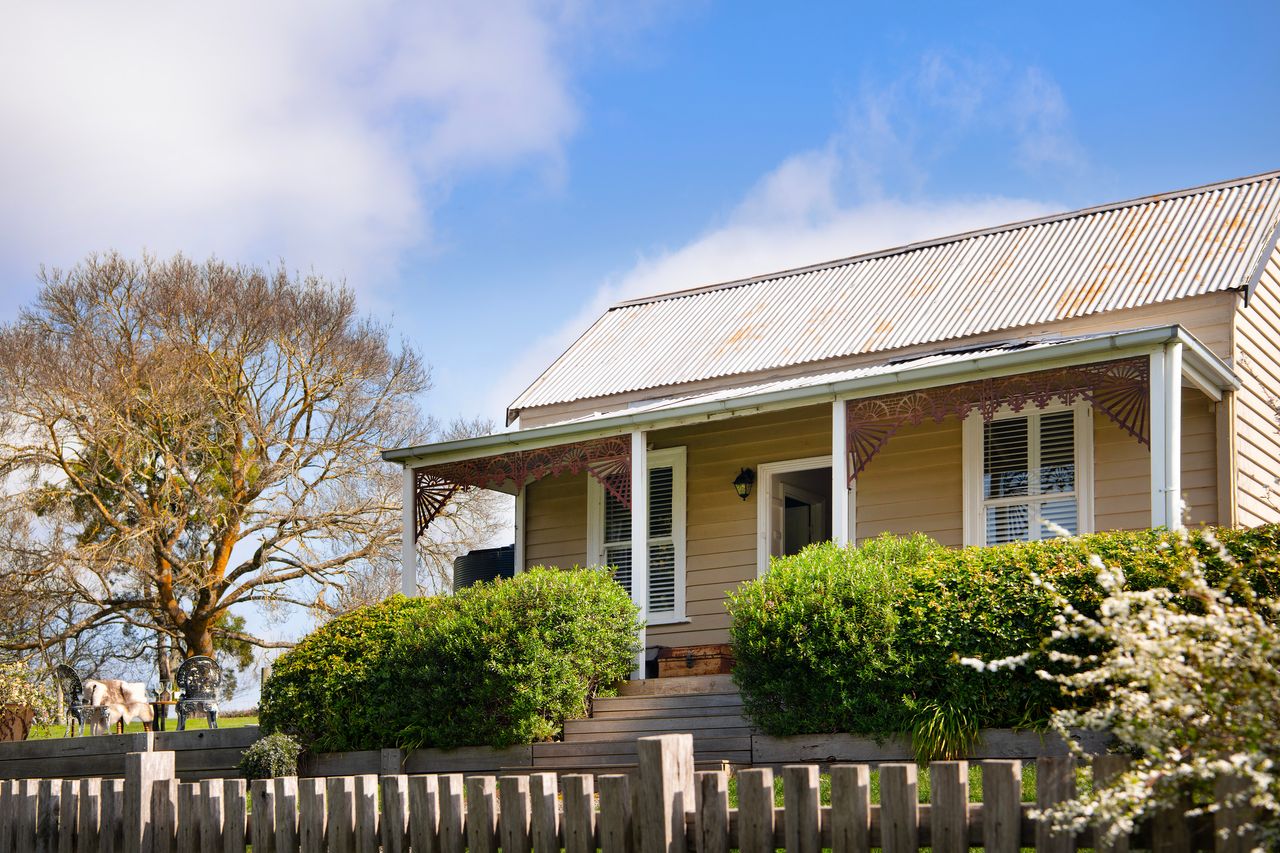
509,171,1280,418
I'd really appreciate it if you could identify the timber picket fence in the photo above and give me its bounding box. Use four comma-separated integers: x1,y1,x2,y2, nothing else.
0,734,1260,852
0,724,1113,782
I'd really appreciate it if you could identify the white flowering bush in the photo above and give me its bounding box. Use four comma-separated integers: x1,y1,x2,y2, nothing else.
962,528,1280,850
0,660,60,731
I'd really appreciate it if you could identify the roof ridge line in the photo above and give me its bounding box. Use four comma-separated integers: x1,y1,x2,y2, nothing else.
609,168,1280,310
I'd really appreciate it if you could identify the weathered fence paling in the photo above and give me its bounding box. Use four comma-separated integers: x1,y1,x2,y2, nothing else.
0,732,1260,852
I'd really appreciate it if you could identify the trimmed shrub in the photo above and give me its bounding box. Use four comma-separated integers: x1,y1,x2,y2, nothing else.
728,525,1280,759
726,533,938,737
238,732,302,779
260,567,640,752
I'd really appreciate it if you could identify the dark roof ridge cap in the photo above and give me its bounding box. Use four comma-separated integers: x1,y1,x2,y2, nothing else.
609,168,1280,310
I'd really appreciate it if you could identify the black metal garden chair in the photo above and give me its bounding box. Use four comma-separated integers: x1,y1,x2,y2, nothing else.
175,656,221,730
53,664,110,736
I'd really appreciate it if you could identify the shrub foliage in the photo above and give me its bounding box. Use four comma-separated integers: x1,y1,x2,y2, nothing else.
260,567,640,752
238,732,302,780
728,525,1280,759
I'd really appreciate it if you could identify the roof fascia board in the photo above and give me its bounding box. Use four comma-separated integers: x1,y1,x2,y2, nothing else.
385,326,1234,468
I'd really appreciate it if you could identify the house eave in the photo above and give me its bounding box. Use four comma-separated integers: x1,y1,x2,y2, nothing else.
384,325,1237,469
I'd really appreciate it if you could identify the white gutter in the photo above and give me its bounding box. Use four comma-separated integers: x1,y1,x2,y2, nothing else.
383,325,1237,468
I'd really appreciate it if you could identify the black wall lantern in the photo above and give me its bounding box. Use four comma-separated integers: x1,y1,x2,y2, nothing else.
733,467,756,501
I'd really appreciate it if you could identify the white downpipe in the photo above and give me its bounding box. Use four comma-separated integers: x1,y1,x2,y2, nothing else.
401,467,418,597
630,430,649,680
1164,342,1184,530
831,400,851,546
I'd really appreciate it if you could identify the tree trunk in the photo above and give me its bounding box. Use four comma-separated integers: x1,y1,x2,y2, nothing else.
183,622,215,659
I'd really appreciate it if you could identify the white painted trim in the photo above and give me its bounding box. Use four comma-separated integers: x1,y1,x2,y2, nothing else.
385,326,1237,469
962,400,1094,546
831,401,851,546
630,431,648,679
1076,405,1096,535
659,447,687,627
1150,349,1168,529
586,480,604,569
756,455,833,577
401,467,418,597
513,486,526,574
1164,341,1184,530
962,413,982,546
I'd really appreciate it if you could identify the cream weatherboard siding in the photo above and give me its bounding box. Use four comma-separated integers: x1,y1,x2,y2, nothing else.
1233,244,1280,527
855,417,964,546
516,292,1237,429
520,383,1222,649
523,471,589,570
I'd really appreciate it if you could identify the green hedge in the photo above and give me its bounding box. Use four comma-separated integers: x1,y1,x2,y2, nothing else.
259,567,641,752
728,525,1280,759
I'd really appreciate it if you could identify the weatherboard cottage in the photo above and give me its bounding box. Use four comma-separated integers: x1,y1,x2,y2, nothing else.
383,171,1280,678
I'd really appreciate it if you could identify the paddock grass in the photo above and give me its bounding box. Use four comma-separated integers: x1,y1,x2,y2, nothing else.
26,714,259,740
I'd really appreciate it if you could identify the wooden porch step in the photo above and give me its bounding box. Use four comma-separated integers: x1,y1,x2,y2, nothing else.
565,713,750,736
590,701,744,721
592,692,744,715
565,727,755,744
614,675,737,697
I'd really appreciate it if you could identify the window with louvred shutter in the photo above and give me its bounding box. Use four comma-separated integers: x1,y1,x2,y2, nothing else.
588,446,686,622
966,403,1093,546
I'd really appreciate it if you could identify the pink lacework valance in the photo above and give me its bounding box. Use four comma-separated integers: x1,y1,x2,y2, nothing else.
412,435,630,540
843,357,1150,485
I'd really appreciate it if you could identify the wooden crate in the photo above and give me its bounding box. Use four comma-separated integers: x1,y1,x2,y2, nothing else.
656,644,734,677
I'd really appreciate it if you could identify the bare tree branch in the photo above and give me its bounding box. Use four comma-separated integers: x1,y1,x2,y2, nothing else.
0,252,498,661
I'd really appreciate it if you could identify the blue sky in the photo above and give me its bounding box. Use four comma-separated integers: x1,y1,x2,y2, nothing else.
1,2,1278,687
2,2,1277,428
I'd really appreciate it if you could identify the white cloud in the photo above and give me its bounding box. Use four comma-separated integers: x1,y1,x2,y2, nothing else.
494,189,1055,418
494,54,1079,418
1013,67,1086,170
0,1,581,292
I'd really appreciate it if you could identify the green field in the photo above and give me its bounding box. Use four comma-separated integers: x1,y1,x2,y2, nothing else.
28,714,259,740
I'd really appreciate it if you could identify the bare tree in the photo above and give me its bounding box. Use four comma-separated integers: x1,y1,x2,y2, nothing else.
325,416,504,613
0,252,493,659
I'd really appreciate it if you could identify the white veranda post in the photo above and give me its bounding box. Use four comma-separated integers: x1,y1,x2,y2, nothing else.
831,400,852,546
1149,342,1184,530
401,466,418,596
630,430,649,679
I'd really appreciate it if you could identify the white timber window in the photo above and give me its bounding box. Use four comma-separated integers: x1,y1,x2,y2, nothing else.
588,446,686,623
962,402,1093,546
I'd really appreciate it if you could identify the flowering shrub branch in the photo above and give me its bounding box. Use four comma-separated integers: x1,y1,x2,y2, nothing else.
0,660,60,729
962,527,1280,849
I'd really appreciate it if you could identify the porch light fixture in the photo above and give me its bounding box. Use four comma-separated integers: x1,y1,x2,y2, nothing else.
732,467,755,501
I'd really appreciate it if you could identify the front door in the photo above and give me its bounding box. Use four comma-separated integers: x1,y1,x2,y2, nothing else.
760,459,833,568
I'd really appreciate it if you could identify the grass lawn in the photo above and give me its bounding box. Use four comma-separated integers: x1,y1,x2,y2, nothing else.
27,714,259,740
728,762,1042,806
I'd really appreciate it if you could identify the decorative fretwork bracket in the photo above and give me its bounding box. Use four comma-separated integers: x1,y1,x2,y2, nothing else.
844,356,1150,485
411,435,631,541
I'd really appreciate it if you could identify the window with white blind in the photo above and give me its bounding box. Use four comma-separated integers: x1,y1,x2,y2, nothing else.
962,403,1093,546
587,446,687,623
